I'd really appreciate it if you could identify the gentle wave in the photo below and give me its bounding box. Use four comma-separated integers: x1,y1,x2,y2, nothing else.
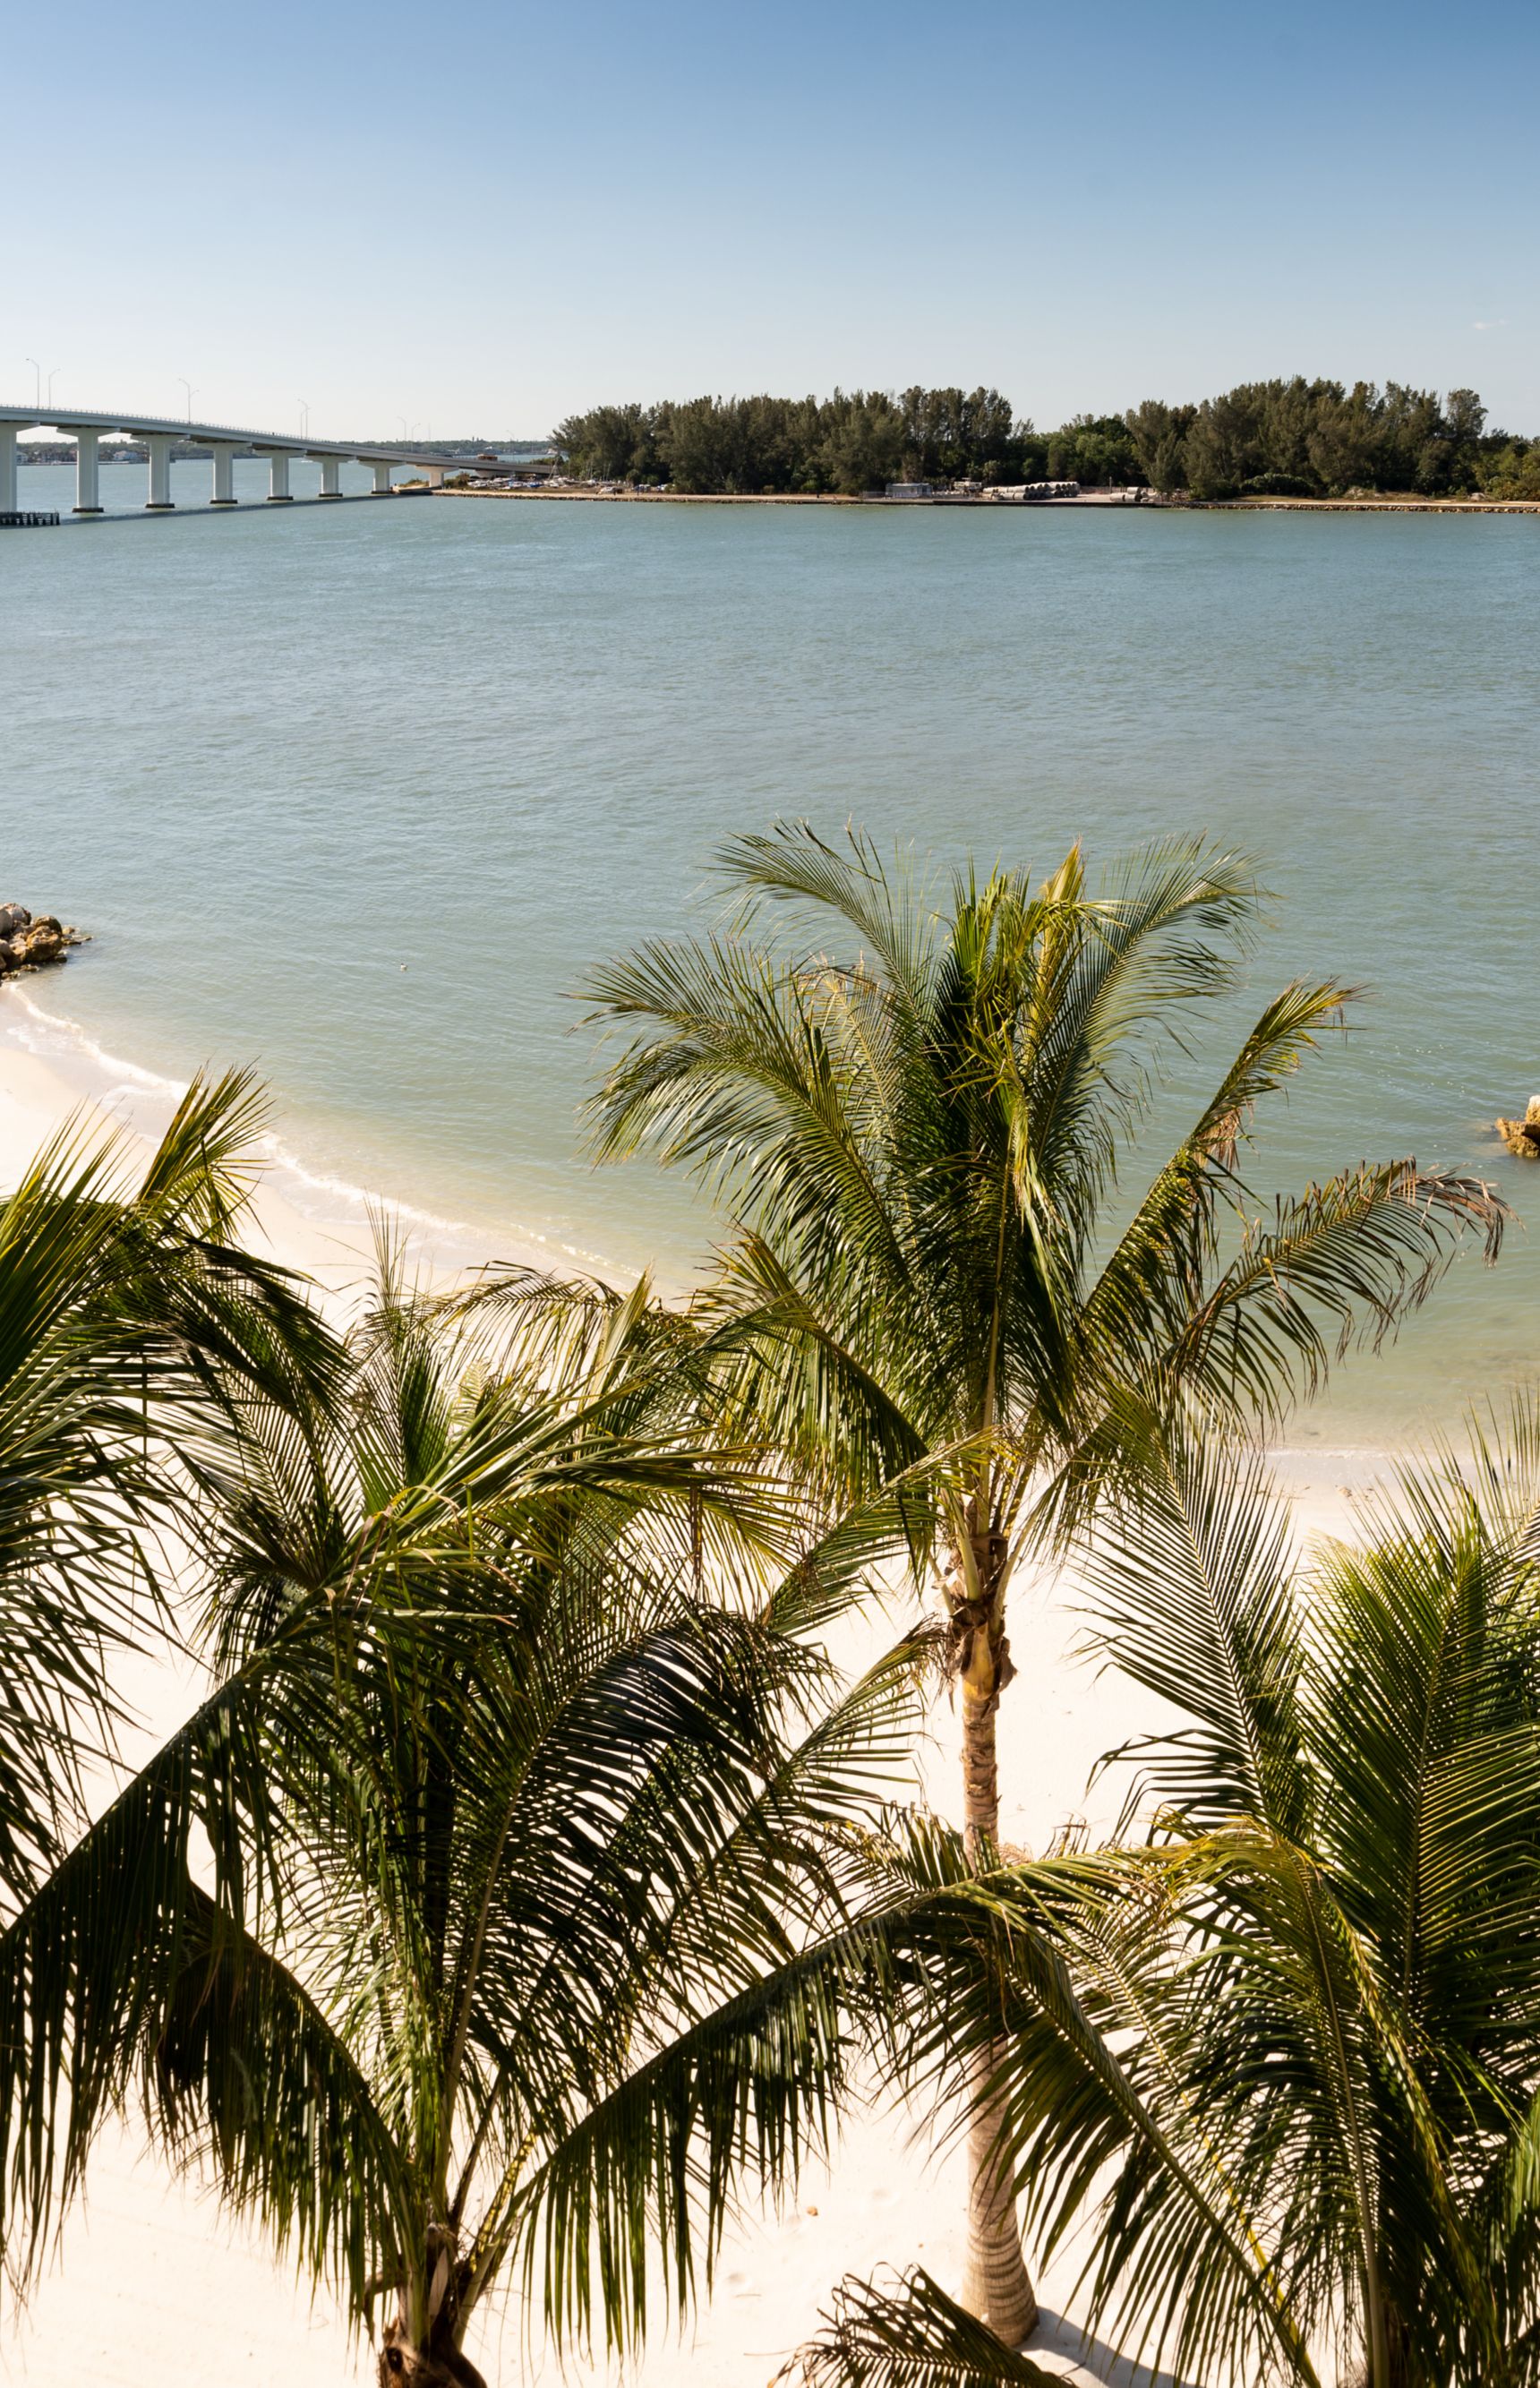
1,982,190,1104
0,983,621,1280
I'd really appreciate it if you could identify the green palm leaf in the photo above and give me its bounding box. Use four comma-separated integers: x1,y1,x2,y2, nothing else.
788,2265,1063,2386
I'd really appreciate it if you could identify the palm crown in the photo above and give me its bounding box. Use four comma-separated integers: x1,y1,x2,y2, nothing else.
587,821,1500,1521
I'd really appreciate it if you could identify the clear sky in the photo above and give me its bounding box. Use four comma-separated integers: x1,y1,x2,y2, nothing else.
8,0,1536,442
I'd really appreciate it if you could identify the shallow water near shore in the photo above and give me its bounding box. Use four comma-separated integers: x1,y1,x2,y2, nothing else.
4,465,1537,1440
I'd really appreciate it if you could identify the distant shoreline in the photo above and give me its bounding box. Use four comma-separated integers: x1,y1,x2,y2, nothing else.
437,486,1540,515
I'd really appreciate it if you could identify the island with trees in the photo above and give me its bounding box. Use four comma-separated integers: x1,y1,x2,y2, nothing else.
552,377,1540,501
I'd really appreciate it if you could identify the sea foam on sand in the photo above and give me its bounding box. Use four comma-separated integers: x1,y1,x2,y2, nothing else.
0,1032,1366,2388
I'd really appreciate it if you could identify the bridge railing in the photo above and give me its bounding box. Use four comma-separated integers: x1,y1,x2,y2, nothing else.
0,401,452,461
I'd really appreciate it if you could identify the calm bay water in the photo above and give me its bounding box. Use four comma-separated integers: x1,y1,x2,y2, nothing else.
4,464,1537,1439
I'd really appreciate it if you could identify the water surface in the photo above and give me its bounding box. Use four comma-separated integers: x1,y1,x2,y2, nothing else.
5,468,1537,1438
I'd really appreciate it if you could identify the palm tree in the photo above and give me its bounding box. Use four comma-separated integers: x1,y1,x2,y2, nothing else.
793,1412,1540,2388
582,819,1504,2342
0,1254,1008,2384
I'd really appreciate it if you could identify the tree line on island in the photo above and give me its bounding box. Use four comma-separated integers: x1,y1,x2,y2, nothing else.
4,826,1540,2388
554,378,1540,499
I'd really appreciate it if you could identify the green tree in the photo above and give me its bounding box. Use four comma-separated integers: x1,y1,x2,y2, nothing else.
1046,416,1142,486
816,392,907,493
1304,381,1382,493
1480,439,1540,500
797,1409,1540,2387
1125,398,1195,492
1445,386,1488,448
1253,376,1327,484
1183,390,1262,498
552,401,663,482
582,821,1503,2344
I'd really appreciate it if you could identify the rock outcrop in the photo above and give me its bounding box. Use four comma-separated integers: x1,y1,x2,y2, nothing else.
1495,1096,1540,1158
0,905,90,976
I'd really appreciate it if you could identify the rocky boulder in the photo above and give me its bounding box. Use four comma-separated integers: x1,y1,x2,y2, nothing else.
0,906,88,975
1494,1095,1540,1158
18,920,62,965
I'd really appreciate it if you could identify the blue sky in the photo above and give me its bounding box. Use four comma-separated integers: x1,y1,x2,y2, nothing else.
9,0,1536,441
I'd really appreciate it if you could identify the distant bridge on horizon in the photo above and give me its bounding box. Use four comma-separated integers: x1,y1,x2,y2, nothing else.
0,400,533,514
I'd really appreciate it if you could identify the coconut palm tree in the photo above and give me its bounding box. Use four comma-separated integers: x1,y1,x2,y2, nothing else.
0,1254,1022,2384
793,1411,1540,2388
582,819,1504,2341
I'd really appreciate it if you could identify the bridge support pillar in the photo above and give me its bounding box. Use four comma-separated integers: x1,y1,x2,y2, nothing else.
426,464,446,488
0,424,17,513
146,434,175,509
370,459,394,494
267,451,294,501
210,445,237,505
73,428,103,513
318,457,342,499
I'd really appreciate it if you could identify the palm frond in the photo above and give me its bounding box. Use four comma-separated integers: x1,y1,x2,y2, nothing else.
0,1075,334,1899
1167,1162,1505,1427
788,2264,1060,2385
133,1066,272,1238
151,1883,413,2313
716,818,941,1023
1078,1420,1308,1836
0,1596,348,2284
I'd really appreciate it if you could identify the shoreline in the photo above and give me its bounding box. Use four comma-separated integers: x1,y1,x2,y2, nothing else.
436,484,1540,514
0,982,1420,1466
21,455,1537,520
0,980,646,1308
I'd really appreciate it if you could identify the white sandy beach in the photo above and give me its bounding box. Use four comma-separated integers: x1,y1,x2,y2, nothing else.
0,1026,1372,2388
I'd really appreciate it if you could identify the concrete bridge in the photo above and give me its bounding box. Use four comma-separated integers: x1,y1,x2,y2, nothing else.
0,401,517,514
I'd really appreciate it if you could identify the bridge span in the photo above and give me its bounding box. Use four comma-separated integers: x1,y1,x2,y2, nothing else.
0,401,518,515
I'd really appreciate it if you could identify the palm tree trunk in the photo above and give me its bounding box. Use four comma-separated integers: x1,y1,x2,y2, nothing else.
954,1531,1039,2346
378,2255,487,2388
378,2324,488,2387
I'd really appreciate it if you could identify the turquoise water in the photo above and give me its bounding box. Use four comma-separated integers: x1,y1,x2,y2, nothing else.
4,467,1538,1438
